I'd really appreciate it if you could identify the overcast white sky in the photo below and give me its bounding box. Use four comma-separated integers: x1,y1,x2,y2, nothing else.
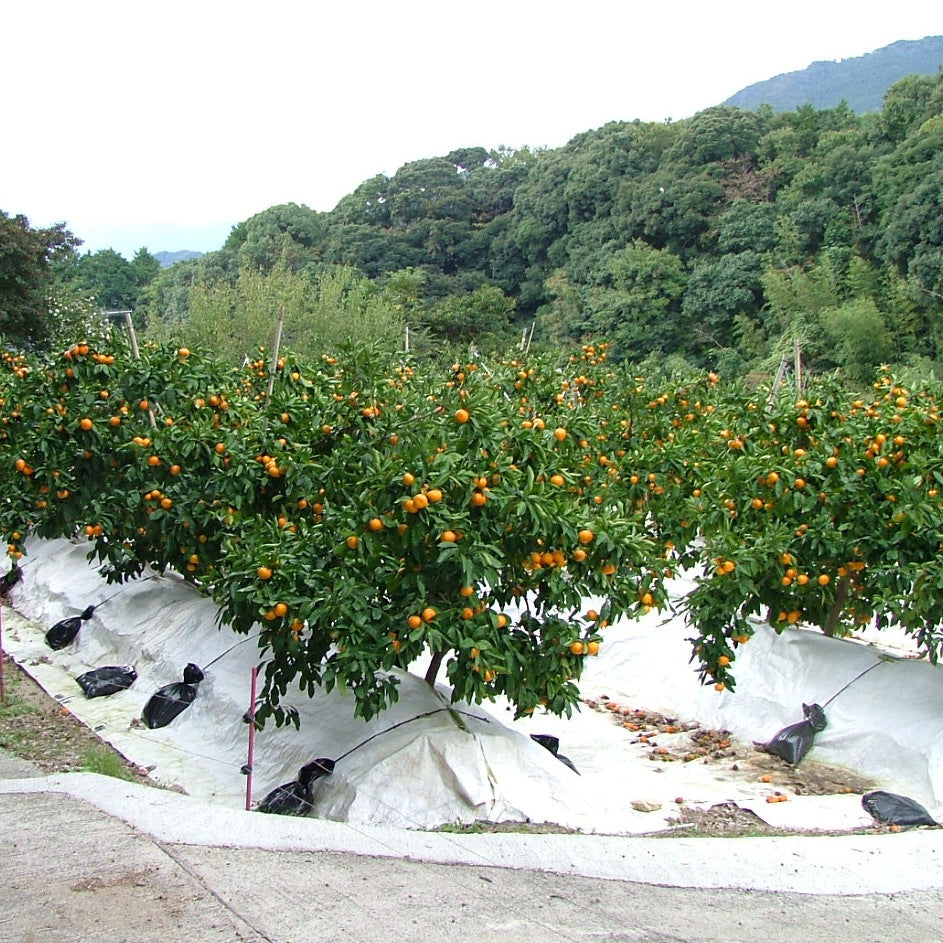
2,1,940,258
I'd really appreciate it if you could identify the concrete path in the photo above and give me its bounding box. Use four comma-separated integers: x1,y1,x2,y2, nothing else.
3,749,943,943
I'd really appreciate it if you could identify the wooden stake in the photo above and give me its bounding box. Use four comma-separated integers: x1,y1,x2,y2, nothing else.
123,310,141,359
794,339,803,398
264,307,286,409
767,354,789,410
121,311,157,429
523,321,536,355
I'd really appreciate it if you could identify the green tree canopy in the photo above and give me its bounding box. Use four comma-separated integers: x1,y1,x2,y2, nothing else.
0,211,77,348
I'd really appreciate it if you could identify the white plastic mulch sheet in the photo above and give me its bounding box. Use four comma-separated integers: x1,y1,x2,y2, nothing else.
4,538,943,833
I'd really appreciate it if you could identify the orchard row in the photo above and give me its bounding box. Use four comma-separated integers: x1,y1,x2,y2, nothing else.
1,339,941,723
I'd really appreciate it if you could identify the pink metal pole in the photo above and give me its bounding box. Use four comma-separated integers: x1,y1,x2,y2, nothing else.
0,591,6,704
245,665,258,811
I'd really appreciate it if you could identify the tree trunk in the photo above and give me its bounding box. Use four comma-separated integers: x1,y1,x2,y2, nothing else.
823,576,850,637
424,650,445,687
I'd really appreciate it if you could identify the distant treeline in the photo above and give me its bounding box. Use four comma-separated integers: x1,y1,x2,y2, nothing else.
14,69,943,382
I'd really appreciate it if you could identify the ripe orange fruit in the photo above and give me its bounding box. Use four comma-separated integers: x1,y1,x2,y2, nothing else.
346,535,360,549
569,640,585,655
587,640,600,655
402,472,415,486
461,607,474,620
178,347,190,358
412,492,429,510
459,585,474,597
718,655,731,667
817,573,830,585
170,464,181,475
273,602,288,617
427,488,443,503
714,682,725,692
549,474,565,487
78,417,94,431
496,614,509,628
421,607,437,623
147,455,161,466
407,615,422,630
368,517,384,531
572,548,588,562
441,530,458,543
577,529,595,545
454,408,470,424
470,491,487,507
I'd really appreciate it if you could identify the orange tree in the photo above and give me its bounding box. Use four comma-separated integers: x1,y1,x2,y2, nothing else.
11,338,943,718
639,368,943,691
210,347,667,723
0,339,666,724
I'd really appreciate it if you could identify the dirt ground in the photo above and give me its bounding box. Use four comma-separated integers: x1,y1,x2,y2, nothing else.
584,694,884,836
0,652,152,783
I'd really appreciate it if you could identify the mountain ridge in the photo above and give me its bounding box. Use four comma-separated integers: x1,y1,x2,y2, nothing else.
724,35,943,112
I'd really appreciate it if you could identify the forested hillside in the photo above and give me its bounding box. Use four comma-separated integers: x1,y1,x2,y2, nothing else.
8,69,943,384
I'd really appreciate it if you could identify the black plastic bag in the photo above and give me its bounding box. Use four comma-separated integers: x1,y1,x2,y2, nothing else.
0,565,22,596
530,733,580,774
862,790,937,827
258,758,336,816
45,605,97,650
142,663,204,729
76,665,138,698
760,702,827,766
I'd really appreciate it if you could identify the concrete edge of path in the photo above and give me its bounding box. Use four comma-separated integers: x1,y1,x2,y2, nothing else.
1,764,940,897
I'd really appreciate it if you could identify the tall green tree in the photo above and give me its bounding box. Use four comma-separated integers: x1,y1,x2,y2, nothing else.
0,211,77,348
